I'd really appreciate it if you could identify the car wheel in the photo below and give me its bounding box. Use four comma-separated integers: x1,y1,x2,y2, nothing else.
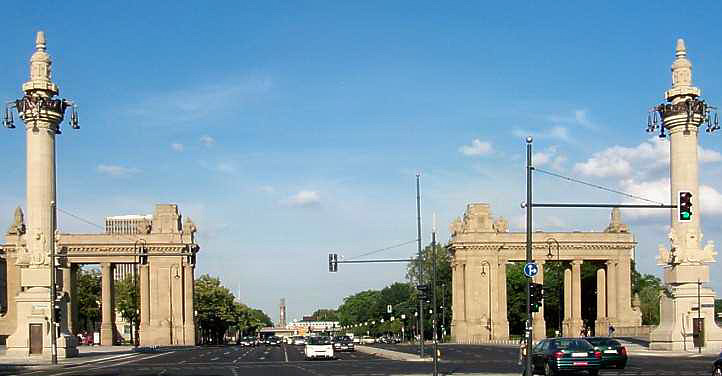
544,362,556,376
714,366,722,376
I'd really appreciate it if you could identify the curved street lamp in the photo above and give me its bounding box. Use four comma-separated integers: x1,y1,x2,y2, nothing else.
480,260,492,340
133,239,146,347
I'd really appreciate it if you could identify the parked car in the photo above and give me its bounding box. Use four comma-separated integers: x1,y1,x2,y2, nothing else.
713,351,722,376
332,336,355,352
305,336,334,360
530,337,601,376
359,336,375,344
293,336,307,345
585,337,627,369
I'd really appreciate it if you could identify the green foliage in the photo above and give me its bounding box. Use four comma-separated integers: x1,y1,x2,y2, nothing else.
716,299,722,325
76,268,101,333
194,274,272,344
310,309,338,321
115,274,139,330
505,263,527,335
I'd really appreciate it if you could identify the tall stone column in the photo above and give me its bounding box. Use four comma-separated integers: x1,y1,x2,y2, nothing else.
532,260,546,340
61,265,77,335
616,256,641,326
139,264,150,344
496,259,509,339
606,260,617,322
570,260,584,336
595,267,608,336
100,262,115,346
183,263,196,345
5,31,78,358
563,268,571,336
480,260,493,340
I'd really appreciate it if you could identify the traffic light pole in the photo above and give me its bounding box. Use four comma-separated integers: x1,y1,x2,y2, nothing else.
416,173,425,360
525,138,533,376
431,216,439,376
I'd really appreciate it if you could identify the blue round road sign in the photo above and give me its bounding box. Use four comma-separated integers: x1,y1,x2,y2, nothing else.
523,262,539,278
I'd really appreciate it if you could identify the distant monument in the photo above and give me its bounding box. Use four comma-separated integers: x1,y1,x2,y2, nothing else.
279,298,287,328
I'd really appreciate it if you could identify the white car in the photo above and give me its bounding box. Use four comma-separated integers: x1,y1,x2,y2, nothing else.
293,336,307,345
304,336,334,360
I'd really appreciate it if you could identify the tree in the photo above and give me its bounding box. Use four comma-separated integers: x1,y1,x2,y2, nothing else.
115,274,139,344
194,274,238,344
405,242,452,339
76,268,101,334
310,309,338,321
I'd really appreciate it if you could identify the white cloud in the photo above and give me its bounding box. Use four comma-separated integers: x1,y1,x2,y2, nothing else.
533,146,567,171
127,75,273,126
459,139,493,156
171,143,184,152
97,164,141,177
574,137,722,179
215,161,236,174
200,135,215,147
549,109,597,130
283,190,321,207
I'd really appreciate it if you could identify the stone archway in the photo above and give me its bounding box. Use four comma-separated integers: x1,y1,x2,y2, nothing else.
448,203,642,342
0,204,199,346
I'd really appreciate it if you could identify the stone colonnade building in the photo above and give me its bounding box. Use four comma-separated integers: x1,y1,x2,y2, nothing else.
0,204,199,346
448,203,642,342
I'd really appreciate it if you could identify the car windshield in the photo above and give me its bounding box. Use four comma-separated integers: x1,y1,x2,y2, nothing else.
585,337,608,346
308,337,331,345
555,339,593,351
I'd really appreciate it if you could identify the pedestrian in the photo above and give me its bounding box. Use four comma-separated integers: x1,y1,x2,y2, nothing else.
608,324,615,337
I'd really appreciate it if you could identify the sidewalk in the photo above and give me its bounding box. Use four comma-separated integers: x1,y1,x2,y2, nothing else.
356,345,432,362
0,345,188,368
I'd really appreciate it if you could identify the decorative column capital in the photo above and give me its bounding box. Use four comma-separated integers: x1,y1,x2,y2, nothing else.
571,259,583,266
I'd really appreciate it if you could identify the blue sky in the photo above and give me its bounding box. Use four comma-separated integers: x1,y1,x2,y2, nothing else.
1,2,722,322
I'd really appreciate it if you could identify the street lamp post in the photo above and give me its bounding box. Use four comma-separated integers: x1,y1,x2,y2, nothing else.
480,260,492,340
133,239,146,347
546,238,561,336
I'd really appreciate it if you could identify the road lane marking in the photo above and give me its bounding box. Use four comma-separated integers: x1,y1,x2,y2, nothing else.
211,357,219,361
284,345,289,362
50,351,177,376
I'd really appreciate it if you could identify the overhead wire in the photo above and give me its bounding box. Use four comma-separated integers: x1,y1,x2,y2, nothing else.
345,239,418,261
533,167,665,206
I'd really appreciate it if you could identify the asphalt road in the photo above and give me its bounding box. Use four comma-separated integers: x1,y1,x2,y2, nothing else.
0,343,716,376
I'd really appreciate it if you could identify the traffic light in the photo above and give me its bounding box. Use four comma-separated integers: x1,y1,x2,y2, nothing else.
417,284,430,301
52,301,62,324
679,191,693,222
328,253,338,272
529,283,544,312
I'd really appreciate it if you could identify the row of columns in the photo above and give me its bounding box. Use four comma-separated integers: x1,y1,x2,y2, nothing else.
60,260,196,346
451,256,638,341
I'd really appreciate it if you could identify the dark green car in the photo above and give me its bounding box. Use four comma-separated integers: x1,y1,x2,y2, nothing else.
531,338,601,375
585,337,627,369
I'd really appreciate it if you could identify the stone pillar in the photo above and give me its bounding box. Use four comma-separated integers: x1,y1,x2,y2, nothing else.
497,259,509,339
606,260,617,322
616,256,641,326
139,264,150,342
595,267,609,336
532,260,546,340
570,260,584,336
183,263,196,345
62,265,77,335
563,268,571,336
100,262,115,346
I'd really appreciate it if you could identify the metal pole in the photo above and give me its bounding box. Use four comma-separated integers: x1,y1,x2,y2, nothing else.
416,173,424,358
432,214,439,376
698,279,701,354
525,138,533,375
50,201,58,365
